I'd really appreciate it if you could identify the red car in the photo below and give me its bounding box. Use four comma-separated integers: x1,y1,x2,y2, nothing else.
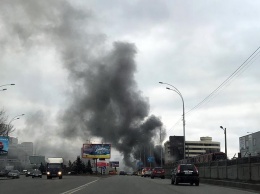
151,167,165,179
0,142,4,150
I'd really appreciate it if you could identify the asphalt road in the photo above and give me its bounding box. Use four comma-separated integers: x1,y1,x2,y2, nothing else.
0,175,259,194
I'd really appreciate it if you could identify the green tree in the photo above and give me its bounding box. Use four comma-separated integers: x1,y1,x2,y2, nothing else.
68,160,73,171
38,162,46,173
73,156,85,174
86,160,93,174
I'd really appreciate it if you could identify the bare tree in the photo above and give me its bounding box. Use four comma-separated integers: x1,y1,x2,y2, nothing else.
0,109,14,136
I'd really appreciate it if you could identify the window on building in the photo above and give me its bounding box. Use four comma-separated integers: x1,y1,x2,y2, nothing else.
253,138,256,146
246,140,249,148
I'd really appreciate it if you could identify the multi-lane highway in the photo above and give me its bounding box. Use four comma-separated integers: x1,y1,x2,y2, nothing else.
0,175,258,194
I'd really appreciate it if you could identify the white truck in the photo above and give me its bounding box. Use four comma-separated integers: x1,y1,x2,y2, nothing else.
46,158,63,179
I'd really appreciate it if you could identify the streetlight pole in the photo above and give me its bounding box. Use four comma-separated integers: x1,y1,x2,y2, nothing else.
160,127,163,167
159,82,186,159
220,126,227,157
7,114,25,136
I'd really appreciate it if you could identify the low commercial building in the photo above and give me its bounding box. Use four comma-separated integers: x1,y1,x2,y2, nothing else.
164,136,220,164
239,131,260,157
186,137,220,158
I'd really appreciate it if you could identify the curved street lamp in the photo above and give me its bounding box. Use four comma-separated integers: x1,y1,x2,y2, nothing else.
7,114,25,136
0,84,14,93
0,84,15,88
159,82,186,159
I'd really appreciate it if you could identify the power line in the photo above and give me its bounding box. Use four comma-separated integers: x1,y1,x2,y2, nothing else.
186,46,260,115
168,46,260,131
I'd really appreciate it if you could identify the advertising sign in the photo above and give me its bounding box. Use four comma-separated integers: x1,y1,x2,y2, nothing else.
0,136,9,155
82,144,111,159
109,161,119,167
97,161,108,167
147,156,154,163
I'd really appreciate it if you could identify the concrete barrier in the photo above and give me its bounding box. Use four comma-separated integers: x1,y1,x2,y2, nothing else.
200,178,260,192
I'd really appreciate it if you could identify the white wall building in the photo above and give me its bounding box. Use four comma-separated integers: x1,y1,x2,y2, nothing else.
186,137,220,158
164,136,221,164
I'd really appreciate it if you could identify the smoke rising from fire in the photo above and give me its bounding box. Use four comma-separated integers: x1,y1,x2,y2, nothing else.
0,0,166,167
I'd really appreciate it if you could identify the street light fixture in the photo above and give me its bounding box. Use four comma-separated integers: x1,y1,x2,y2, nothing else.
0,84,14,92
220,126,227,157
0,84,15,88
7,114,25,136
159,82,186,159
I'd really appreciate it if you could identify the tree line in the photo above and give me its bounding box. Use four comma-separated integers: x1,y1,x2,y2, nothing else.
38,156,93,174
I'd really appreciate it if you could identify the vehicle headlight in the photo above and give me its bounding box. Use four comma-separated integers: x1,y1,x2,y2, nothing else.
47,172,50,175
58,171,62,175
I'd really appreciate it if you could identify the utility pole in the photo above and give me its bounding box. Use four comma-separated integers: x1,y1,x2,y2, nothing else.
160,127,163,167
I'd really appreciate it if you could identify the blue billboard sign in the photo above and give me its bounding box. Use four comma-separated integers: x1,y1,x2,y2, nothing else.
147,156,154,163
0,136,9,155
82,144,111,159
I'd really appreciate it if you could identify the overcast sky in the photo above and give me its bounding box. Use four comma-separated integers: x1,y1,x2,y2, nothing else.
1,0,260,164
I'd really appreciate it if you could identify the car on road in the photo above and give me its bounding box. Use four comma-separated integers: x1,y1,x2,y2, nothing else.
7,170,20,179
126,171,133,176
108,170,117,175
151,167,165,179
31,169,42,178
0,170,9,177
68,171,76,175
26,169,35,177
119,171,126,175
141,167,152,177
171,164,199,186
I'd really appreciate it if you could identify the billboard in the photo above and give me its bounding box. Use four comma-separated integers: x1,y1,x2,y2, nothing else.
109,161,119,167
82,144,111,159
0,136,9,155
97,161,109,167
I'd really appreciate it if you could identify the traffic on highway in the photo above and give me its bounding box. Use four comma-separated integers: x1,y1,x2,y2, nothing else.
0,173,258,194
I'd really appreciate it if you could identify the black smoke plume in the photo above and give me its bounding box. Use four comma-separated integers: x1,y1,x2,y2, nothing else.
0,0,166,167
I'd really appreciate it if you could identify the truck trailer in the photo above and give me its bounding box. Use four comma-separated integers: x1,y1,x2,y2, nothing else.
46,158,63,179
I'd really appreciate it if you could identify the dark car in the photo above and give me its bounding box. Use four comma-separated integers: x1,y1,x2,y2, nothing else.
32,170,42,178
7,170,20,179
26,169,35,177
119,171,126,175
151,167,165,179
171,164,199,186
0,170,9,177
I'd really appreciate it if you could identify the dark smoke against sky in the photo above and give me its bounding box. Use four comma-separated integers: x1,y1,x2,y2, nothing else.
0,0,166,167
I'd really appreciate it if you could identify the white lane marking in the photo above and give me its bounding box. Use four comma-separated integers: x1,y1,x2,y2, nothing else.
61,179,99,194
